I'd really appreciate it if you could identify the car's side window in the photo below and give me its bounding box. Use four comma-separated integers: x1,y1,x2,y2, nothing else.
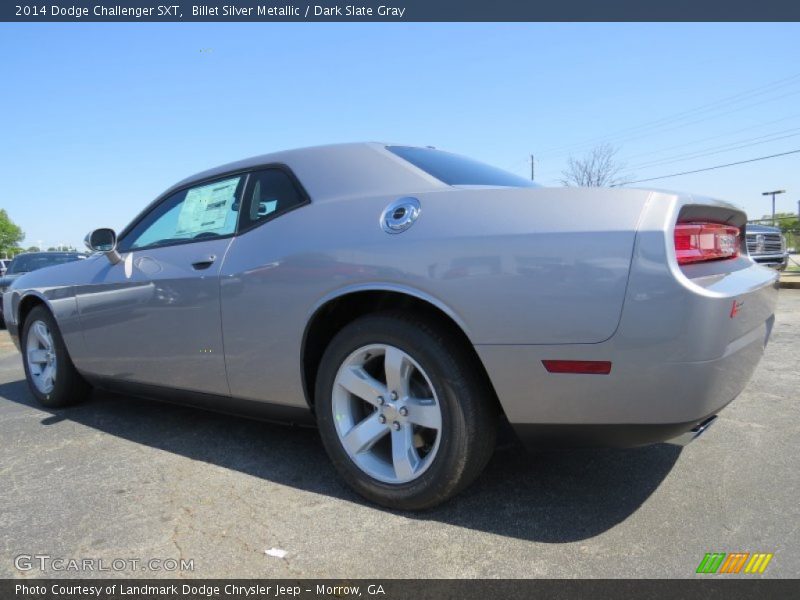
239,168,307,232
119,175,244,252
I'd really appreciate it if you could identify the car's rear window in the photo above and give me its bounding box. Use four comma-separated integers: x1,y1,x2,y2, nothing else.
387,146,538,188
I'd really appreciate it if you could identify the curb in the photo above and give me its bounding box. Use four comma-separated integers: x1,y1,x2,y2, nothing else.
779,275,800,289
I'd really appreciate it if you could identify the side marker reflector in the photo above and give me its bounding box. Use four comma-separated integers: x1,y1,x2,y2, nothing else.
542,360,612,375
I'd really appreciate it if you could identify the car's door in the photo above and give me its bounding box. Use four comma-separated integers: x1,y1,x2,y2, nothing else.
75,174,246,395
218,167,310,404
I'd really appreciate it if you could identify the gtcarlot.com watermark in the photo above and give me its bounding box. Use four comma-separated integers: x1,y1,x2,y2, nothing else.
14,554,194,573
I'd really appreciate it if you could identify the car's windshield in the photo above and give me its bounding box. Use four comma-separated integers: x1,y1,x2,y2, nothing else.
387,145,539,188
7,254,81,274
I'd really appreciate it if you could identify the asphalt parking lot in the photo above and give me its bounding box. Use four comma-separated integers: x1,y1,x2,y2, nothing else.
1,291,798,579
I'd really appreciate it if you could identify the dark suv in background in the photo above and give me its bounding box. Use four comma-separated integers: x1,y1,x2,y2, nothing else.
745,223,789,270
0,252,85,326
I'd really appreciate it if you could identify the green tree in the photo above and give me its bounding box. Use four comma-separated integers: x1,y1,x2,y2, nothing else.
0,209,24,256
759,212,800,232
26,246,40,252
759,212,800,250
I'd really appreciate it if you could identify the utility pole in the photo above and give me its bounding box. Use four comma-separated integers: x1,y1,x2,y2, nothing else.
530,154,535,181
762,190,785,226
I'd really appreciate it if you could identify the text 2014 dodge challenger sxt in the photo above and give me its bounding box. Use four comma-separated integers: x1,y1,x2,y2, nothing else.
2,143,778,509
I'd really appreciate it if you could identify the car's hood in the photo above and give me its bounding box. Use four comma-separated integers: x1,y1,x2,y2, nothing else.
746,224,782,233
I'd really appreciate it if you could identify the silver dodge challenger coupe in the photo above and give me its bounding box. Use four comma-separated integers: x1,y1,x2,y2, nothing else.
3,143,779,509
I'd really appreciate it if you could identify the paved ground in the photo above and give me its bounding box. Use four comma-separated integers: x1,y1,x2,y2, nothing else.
779,254,800,288
1,292,798,579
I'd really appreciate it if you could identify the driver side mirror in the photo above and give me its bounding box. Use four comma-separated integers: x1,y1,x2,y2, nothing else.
85,228,122,265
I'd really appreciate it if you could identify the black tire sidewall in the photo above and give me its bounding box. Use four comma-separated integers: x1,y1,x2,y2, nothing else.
316,313,492,509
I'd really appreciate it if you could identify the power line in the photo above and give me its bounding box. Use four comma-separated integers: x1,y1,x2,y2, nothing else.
536,72,800,158
540,87,800,160
750,215,799,221
619,149,800,185
538,72,800,156
618,113,800,163
629,127,800,170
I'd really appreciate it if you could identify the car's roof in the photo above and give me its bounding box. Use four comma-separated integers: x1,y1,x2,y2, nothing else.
163,142,447,203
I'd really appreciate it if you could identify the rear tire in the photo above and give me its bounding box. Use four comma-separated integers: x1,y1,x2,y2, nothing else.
21,305,91,408
315,312,497,510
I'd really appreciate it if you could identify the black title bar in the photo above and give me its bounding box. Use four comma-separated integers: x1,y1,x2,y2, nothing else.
3,0,800,22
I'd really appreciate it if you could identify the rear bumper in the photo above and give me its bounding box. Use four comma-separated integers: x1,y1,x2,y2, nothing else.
477,214,779,449
512,416,718,449
751,254,788,269
479,311,773,448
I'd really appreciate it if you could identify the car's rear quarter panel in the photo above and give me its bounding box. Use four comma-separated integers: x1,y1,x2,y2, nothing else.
382,186,651,345
477,191,778,434
219,185,652,408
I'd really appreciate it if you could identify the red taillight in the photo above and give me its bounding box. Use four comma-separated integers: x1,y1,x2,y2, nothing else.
674,222,740,265
542,360,612,375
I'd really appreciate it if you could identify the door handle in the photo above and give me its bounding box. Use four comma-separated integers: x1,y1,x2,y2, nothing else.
191,255,217,270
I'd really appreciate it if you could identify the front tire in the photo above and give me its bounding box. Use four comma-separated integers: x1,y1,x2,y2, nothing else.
315,312,497,510
21,305,91,408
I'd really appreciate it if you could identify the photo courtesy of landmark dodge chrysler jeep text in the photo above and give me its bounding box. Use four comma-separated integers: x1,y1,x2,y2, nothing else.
2,143,779,509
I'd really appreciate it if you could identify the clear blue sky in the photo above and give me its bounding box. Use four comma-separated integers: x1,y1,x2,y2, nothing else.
2,23,799,250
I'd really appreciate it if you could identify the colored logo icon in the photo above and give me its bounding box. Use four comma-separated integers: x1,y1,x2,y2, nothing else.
696,552,773,574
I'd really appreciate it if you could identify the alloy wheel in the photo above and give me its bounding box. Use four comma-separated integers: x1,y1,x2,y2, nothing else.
331,344,443,484
26,320,57,395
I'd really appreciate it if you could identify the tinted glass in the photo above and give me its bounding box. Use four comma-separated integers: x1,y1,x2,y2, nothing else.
8,254,82,274
240,169,306,230
120,176,243,251
387,146,538,188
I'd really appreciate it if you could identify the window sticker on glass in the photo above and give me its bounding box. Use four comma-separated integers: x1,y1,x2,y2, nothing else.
176,177,240,236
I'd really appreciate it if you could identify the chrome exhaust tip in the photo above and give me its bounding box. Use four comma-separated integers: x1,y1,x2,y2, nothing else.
671,415,718,447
